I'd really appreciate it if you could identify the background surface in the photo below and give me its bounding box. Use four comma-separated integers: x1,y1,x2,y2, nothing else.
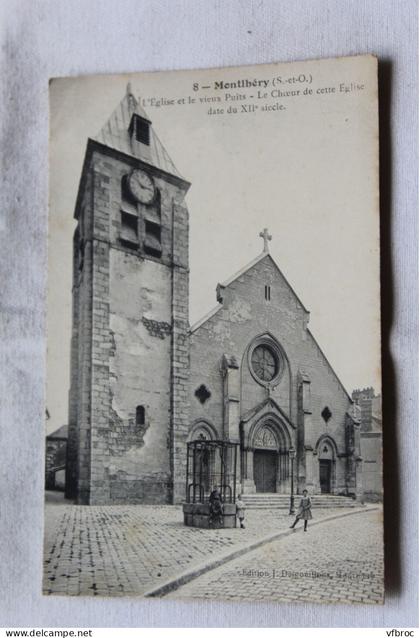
0,0,417,628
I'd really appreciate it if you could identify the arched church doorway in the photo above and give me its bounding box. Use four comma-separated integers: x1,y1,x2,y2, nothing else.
317,438,336,494
251,421,290,493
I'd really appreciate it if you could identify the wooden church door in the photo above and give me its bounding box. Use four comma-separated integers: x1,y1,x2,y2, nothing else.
254,450,277,492
319,459,332,493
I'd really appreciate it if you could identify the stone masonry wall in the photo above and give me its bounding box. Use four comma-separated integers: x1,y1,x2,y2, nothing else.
67,169,96,504
170,202,190,504
108,251,172,503
65,228,82,498
87,165,113,504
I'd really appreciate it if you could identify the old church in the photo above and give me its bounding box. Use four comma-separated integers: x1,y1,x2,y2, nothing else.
65,87,365,505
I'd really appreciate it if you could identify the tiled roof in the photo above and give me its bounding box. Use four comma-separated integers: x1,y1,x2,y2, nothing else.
94,86,183,179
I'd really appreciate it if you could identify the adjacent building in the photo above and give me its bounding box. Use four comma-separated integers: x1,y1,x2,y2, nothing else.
352,388,383,501
45,425,68,490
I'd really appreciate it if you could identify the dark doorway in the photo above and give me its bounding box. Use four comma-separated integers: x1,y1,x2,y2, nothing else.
254,450,277,492
319,459,332,493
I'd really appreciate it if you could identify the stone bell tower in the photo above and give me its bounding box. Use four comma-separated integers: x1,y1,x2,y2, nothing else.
66,85,190,505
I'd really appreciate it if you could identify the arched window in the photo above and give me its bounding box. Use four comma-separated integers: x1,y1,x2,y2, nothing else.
187,420,217,442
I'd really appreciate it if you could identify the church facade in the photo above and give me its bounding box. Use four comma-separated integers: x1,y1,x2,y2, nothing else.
65,88,363,505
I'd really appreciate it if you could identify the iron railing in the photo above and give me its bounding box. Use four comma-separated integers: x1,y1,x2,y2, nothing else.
186,440,238,504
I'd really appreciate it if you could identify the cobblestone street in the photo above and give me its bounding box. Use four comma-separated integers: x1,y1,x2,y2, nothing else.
168,508,384,604
43,493,382,602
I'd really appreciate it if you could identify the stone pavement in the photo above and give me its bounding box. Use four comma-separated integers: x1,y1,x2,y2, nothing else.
43,493,382,600
167,508,384,605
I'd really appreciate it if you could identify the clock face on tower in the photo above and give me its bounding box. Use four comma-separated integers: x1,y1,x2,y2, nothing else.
128,169,155,204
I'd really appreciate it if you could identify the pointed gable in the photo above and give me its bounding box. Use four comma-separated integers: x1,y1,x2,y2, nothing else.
191,251,309,334
94,85,184,180
217,252,309,313
190,249,351,401
240,397,296,430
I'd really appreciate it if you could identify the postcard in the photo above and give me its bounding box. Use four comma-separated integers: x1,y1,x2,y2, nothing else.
45,55,383,603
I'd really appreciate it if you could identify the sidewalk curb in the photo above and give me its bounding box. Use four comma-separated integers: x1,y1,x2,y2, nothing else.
144,505,380,598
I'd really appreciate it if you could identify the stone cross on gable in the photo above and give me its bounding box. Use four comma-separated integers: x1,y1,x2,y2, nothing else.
259,228,272,253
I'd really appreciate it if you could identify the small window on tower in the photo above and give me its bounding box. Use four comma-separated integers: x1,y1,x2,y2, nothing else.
136,117,150,145
264,285,271,301
128,114,150,146
120,211,138,248
144,220,162,257
136,405,145,426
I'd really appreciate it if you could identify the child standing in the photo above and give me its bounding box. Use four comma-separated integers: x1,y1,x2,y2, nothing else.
289,489,312,532
236,494,246,529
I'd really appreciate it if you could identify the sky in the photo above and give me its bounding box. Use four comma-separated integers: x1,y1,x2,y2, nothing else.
47,56,381,434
